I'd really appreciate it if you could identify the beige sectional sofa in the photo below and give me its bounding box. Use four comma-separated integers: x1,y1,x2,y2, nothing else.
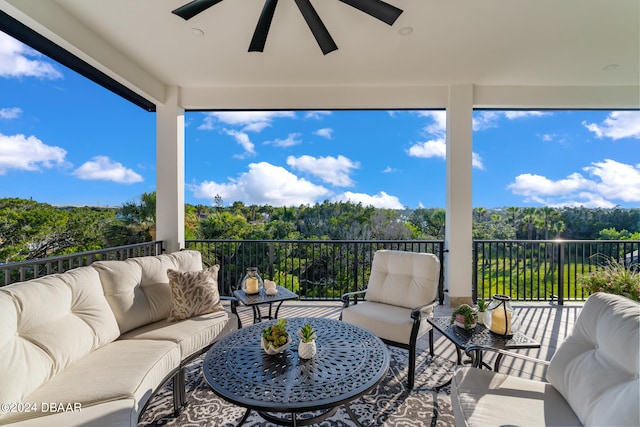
0,250,239,426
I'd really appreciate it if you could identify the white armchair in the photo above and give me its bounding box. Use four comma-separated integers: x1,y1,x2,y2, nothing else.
340,250,441,389
451,292,640,427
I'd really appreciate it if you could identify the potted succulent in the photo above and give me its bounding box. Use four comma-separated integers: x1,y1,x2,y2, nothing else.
476,299,488,324
451,304,478,330
297,323,317,359
261,319,291,354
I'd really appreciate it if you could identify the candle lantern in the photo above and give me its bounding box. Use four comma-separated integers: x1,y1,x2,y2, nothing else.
484,294,518,337
240,267,263,295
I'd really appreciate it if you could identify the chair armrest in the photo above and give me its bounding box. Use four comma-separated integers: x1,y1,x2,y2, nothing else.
464,344,550,371
411,300,437,320
341,290,367,308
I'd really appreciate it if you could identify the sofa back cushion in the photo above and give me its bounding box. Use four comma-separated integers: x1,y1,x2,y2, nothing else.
0,266,120,405
365,250,440,309
547,292,640,426
93,250,203,333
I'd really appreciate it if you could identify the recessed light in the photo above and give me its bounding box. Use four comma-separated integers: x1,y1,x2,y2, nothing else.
398,26,413,36
191,28,205,37
602,64,618,71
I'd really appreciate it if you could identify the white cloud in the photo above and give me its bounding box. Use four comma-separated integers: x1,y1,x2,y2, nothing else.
265,133,302,148
0,107,22,119
582,111,640,140
0,133,68,175
314,128,333,139
583,159,640,202
475,111,550,131
224,129,256,157
503,111,549,120
199,111,295,132
333,191,403,209
287,155,359,187
406,138,484,169
0,133,67,174
382,166,395,173
0,32,62,79
73,156,143,184
417,111,446,135
507,159,640,207
408,138,446,159
305,111,332,120
191,162,329,206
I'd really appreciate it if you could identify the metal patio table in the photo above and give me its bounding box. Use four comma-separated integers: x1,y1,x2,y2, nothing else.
428,316,540,387
203,317,390,426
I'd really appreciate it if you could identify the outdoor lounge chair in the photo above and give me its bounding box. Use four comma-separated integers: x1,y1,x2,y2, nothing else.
340,250,441,388
450,292,640,427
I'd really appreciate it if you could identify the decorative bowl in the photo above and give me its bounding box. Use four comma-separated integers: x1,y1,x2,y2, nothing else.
261,335,291,355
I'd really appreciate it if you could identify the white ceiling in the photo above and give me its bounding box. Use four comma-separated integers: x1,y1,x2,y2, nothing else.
1,0,639,110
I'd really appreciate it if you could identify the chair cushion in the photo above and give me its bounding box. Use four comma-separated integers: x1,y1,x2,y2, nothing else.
546,292,640,426
451,367,582,427
341,301,431,344
365,250,439,309
167,265,223,321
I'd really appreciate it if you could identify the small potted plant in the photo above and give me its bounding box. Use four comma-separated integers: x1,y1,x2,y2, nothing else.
476,299,488,324
297,323,317,359
451,304,478,330
261,319,291,354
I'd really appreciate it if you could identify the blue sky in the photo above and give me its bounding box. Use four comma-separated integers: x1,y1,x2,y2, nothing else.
1,31,639,209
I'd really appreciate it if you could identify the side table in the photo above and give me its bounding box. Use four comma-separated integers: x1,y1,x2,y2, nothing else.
233,285,299,325
428,316,540,387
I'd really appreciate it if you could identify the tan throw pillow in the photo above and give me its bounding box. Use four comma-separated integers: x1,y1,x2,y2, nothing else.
167,265,223,322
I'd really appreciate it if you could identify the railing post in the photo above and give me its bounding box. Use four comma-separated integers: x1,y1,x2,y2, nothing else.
557,241,564,305
353,242,359,293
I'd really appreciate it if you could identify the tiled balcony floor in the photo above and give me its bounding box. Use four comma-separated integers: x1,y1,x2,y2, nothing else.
236,299,584,383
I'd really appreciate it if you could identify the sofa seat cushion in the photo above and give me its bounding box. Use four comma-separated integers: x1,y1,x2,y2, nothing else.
0,339,180,426
0,266,120,405
451,367,582,427
120,311,238,360
341,301,431,344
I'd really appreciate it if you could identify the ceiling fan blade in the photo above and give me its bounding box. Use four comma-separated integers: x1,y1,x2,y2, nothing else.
172,0,225,20
294,0,338,55
249,0,279,52
338,0,403,25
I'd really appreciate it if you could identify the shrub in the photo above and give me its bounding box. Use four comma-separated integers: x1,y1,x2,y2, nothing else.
581,255,640,302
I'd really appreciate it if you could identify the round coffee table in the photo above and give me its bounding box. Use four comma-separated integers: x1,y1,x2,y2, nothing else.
203,317,390,426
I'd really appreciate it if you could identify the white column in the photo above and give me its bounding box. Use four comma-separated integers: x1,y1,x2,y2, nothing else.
155,86,185,254
445,84,474,306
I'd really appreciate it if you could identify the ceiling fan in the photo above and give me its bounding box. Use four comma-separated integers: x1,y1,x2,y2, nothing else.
172,0,403,55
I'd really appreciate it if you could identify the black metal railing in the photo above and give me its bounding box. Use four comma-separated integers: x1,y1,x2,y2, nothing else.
3,239,637,304
474,239,640,304
0,241,164,286
186,240,446,303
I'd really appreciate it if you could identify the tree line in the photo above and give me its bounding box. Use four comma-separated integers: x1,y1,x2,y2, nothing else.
1,194,638,264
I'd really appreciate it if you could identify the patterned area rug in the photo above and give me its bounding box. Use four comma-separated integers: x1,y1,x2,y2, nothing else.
139,346,456,426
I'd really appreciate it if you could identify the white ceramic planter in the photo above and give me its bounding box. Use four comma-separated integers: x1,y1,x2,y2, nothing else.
298,340,316,359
